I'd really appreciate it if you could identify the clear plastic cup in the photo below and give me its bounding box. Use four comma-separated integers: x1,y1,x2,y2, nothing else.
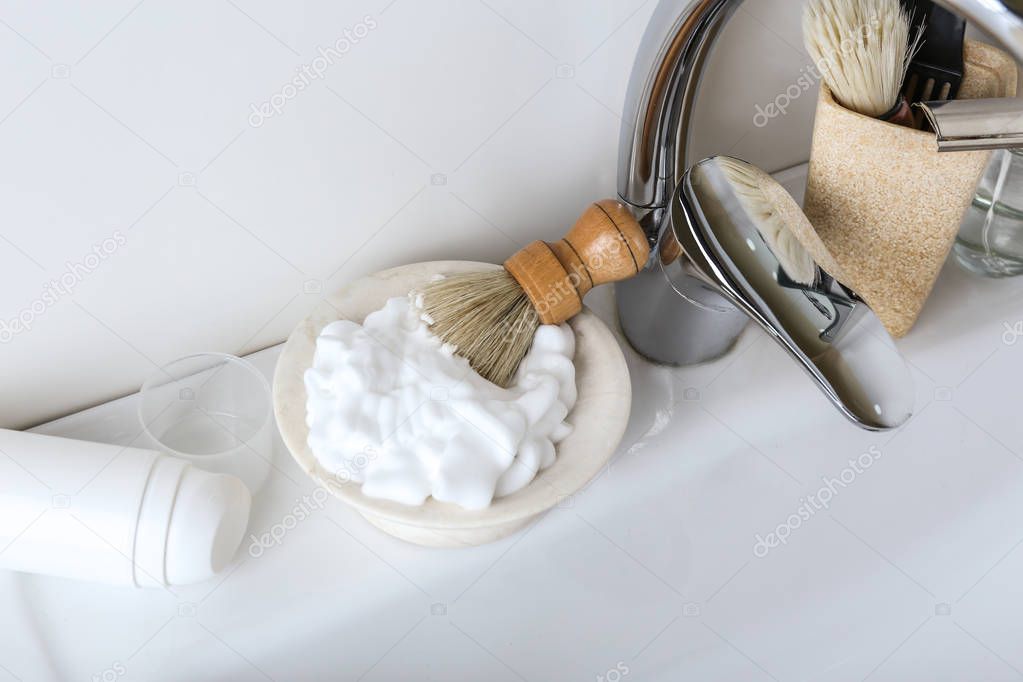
138,353,272,494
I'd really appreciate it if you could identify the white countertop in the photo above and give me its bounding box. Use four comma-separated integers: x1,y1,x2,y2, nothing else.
4,255,1023,681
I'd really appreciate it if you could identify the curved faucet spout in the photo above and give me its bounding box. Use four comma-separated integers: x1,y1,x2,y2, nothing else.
617,0,734,215
617,0,1023,222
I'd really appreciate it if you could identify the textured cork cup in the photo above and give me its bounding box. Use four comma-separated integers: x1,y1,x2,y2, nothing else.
804,40,1018,338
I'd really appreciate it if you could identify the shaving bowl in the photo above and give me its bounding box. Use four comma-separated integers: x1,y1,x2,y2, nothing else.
273,261,631,547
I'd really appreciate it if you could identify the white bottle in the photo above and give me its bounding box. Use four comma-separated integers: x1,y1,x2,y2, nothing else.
0,428,251,587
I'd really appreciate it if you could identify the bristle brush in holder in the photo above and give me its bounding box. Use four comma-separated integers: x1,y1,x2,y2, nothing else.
802,0,924,127
420,201,649,387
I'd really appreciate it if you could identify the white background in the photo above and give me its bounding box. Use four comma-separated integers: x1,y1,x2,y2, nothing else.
0,0,824,428
2,2,1023,680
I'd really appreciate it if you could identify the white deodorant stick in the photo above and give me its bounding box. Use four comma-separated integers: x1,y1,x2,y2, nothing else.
0,428,251,587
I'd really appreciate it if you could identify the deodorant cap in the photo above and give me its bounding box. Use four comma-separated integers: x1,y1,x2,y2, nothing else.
135,459,251,587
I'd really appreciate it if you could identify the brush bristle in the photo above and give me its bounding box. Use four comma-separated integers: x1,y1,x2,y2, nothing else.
419,270,539,388
802,0,923,117
717,158,818,286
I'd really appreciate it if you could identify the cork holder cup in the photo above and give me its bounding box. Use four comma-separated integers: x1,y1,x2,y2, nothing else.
804,40,1018,338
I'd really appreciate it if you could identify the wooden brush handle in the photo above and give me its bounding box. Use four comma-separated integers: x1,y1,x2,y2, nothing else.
504,199,649,325
880,96,915,128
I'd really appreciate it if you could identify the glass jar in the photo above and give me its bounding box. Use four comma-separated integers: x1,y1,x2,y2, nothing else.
955,149,1023,277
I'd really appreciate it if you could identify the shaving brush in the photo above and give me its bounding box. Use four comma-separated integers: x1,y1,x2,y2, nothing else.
803,0,924,126
420,201,648,387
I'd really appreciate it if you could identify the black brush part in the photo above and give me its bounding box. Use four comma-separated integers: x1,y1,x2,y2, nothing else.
901,0,967,104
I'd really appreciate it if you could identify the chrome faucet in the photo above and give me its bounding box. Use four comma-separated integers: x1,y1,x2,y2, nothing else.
614,0,1023,429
